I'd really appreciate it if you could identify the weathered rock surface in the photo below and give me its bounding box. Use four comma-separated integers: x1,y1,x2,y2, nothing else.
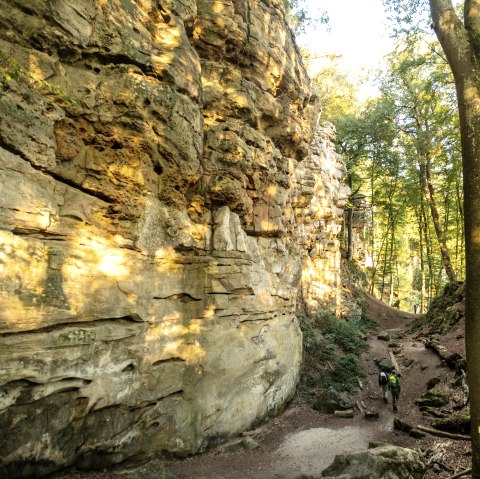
0,0,348,477
295,123,350,315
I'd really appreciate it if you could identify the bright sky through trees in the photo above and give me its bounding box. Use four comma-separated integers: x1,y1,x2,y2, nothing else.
296,0,394,98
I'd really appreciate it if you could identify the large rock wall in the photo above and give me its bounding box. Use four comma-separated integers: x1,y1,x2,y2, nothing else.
295,123,350,315
0,1,347,477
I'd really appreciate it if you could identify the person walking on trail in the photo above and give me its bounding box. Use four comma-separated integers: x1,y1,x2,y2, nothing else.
388,371,401,411
378,369,389,403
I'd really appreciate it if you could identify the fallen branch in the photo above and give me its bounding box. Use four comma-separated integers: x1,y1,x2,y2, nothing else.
334,409,354,418
446,468,472,479
326,360,334,372
356,401,364,413
388,351,401,374
358,379,364,390
415,425,470,441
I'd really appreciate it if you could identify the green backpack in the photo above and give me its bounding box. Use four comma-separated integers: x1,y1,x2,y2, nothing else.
389,373,399,389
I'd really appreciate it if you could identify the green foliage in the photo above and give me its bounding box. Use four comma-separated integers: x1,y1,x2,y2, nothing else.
306,54,360,122
321,313,372,355
0,49,74,105
326,354,365,393
335,28,464,308
382,0,435,42
281,0,328,34
299,311,375,398
358,312,378,333
301,320,336,361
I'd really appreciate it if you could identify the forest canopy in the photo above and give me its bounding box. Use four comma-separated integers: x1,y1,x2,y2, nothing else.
302,5,464,314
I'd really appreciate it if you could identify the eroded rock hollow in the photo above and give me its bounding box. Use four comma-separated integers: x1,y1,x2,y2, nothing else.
0,0,349,476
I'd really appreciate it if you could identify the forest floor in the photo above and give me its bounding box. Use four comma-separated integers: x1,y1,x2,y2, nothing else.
57,293,472,479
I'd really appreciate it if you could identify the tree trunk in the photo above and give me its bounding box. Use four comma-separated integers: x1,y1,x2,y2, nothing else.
429,1,480,474
346,206,353,260
369,159,377,295
456,180,465,272
380,239,388,301
346,175,353,260
419,159,457,282
417,208,426,314
421,190,434,307
388,222,395,305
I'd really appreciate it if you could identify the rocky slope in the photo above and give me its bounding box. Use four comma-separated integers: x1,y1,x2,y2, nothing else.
0,1,349,476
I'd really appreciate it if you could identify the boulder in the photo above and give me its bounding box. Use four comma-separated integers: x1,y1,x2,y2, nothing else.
322,444,427,479
313,388,353,414
402,358,415,368
415,391,449,408
376,358,393,371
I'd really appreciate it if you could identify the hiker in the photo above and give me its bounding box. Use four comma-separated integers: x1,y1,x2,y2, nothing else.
388,371,401,411
378,369,389,403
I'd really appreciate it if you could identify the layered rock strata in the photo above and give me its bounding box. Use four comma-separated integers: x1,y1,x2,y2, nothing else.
0,0,347,476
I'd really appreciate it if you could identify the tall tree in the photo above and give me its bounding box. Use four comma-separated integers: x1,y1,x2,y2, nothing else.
380,34,460,284
428,2,480,473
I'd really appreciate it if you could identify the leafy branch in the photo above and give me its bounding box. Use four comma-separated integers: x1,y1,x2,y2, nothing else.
282,0,329,35
0,49,74,105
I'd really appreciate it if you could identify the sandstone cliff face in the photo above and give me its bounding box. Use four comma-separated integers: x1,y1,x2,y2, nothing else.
0,1,347,476
295,123,350,315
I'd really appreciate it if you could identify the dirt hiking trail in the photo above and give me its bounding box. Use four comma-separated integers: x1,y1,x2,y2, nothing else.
166,294,472,479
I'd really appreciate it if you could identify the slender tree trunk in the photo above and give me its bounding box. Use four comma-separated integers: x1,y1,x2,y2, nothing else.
417,208,425,314
388,222,395,305
456,75,480,479
380,204,396,302
419,158,457,282
455,184,463,271
346,207,353,260
421,198,434,307
380,236,388,302
346,176,354,260
369,159,376,295
429,1,480,473
456,180,465,273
